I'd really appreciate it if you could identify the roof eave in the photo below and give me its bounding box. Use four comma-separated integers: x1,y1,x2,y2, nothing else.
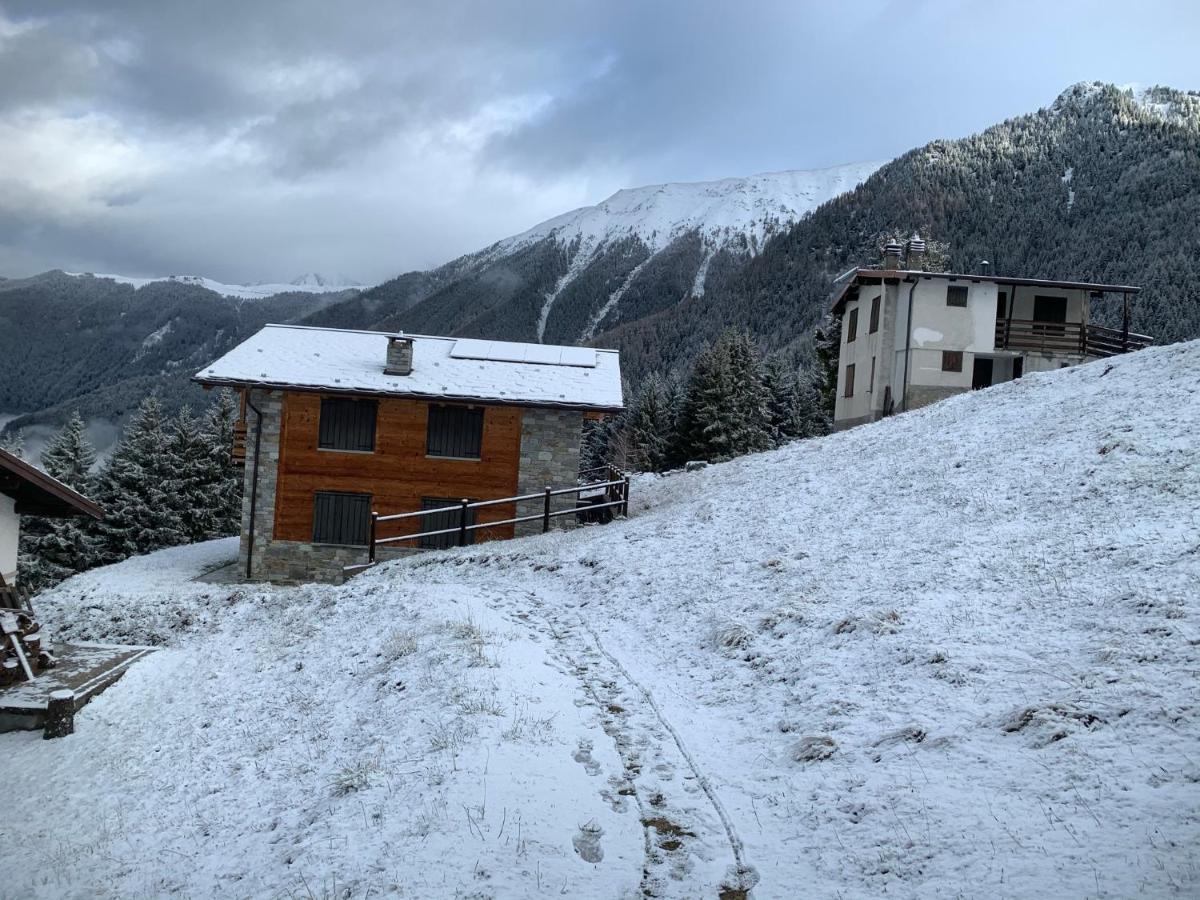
192,375,625,414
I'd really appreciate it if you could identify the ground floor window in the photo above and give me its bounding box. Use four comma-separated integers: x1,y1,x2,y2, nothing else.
942,350,963,372
419,497,476,549
312,491,371,546
844,363,855,398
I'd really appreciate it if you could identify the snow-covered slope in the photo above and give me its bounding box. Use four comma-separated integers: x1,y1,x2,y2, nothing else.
10,341,1199,898
495,163,882,260
64,271,365,299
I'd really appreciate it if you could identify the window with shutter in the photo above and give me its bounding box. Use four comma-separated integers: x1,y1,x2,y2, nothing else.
844,363,855,398
426,404,485,459
942,350,964,372
869,295,881,333
846,308,858,343
318,398,377,452
946,285,969,307
312,492,372,545
419,498,476,549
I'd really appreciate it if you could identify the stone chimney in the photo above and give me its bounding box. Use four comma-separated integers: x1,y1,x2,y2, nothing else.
904,233,927,271
385,335,413,375
883,239,903,270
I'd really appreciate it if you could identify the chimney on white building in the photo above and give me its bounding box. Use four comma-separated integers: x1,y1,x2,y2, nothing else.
883,239,903,270
904,233,927,271
385,335,413,375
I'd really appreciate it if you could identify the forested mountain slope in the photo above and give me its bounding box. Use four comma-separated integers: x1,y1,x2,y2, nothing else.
602,83,1200,378
0,271,346,435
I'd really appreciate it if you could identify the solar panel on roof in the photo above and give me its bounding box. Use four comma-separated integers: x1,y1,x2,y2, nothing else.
449,339,597,368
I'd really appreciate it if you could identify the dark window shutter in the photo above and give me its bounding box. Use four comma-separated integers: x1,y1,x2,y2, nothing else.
869,295,881,333
946,286,969,307
426,405,485,459
419,497,476,549
312,492,371,545
318,398,377,452
846,308,858,343
844,363,855,398
941,350,964,372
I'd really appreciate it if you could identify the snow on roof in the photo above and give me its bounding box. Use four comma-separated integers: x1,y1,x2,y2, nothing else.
194,325,624,411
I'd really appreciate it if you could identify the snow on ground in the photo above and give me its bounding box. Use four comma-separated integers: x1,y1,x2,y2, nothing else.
6,340,1200,898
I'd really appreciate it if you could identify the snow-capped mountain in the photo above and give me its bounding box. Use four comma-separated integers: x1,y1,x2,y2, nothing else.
497,162,883,261
64,271,365,300
358,161,883,346
288,272,364,289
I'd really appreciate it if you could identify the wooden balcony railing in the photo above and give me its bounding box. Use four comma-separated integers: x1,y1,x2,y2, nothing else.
995,320,1152,358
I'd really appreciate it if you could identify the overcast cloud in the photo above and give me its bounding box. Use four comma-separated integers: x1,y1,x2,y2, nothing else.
0,0,1197,285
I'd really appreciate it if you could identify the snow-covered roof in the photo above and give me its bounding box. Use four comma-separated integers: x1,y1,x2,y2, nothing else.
194,325,624,411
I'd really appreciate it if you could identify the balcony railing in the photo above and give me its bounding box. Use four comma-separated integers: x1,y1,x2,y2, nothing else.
995,320,1152,358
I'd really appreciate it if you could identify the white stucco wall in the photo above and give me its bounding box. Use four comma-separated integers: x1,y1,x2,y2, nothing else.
0,494,17,585
901,278,999,391
833,293,887,424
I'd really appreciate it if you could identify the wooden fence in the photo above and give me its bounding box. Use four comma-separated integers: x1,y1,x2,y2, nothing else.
345,465,630,574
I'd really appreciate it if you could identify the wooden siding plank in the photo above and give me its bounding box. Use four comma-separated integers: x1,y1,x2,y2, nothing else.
273,392,523,546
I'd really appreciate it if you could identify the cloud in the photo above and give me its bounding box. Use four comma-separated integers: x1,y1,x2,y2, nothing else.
0,0,1197,283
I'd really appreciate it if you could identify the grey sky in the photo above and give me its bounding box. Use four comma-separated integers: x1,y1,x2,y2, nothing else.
0,0,1197,285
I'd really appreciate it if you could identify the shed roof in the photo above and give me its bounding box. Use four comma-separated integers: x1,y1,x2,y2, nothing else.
194,325,625,412
829,268,1141,313
0,448,103,519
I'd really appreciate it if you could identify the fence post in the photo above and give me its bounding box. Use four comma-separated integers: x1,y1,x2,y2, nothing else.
622,475,631,517
458,498,470,547
369,512,378,563
542,486,552,533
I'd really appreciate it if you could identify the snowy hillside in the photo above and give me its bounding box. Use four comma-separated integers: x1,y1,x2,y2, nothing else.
64,271,365,299
495,163,882,261
8,341,1199,898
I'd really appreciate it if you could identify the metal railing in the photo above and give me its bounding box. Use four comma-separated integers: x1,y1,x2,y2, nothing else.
345,468,631,574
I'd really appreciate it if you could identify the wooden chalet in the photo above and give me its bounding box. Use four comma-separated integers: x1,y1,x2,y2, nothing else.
195,326,625,584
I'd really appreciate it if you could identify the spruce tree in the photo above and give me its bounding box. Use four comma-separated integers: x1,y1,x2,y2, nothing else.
813,314,842,423
18,412,100,591
199,390,242,538
166,406,215,543
626,374,673,472
92,395,187,564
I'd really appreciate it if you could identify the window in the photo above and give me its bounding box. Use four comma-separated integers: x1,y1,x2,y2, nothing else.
312,492,371,546
318,398,376,452
942,350,964,372
844,363,855,398
946,285,968,307
426,404,485,459
869,356,876,393
419,497,476,549
996,291,1008,321
869,295,881,333
1033,295,1068,335
846,308,858,343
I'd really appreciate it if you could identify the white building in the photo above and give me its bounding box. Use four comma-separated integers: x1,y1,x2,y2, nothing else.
0,448,102,587
829,237,1150,430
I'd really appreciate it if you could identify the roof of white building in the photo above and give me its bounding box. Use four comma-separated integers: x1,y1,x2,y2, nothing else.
194,325,625,411
829,268,1141,313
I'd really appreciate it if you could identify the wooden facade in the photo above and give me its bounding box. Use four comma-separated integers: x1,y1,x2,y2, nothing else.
271,391,523,547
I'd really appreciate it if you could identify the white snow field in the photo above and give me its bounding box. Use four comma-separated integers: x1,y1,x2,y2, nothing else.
6,340,1200,899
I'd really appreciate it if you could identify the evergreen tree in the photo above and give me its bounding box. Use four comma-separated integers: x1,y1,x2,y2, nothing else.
676,330,772,462
626,374,673,472
17,412,99,591
0,428,24,458
199,390,243,538
166,406,215,543
813,314,842,423
724,330,774,454
91,395,187,564
40,411,95,490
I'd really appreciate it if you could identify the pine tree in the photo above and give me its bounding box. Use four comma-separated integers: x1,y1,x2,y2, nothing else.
198,390,242,538
166,406,215,543
40,411,95,491
626,374,673,472
17,412,99,591
813,314,842,423
724,330,774,454
0,428,24,458
762,355,804,444
91,395,187,564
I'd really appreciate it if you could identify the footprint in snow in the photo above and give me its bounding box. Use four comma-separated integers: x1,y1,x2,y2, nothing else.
573,740,602,776
572,820,605,863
